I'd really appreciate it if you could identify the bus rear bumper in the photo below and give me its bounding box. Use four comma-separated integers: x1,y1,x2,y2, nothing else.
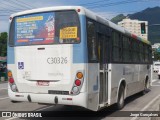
8,89,87,108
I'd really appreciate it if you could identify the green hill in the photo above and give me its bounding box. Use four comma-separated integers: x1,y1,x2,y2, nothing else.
111,6,160,44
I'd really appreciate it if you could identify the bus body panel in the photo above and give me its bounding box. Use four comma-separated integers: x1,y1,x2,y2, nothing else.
14,45,74,93
8,88,88,108
9,44,87,93
87,63,99,111
110,64,151,105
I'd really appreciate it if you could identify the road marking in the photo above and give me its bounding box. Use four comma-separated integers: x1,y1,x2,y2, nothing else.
152,79,157,83
35,105,54,111
5,117,18,120
0,97,9,100
130,94,160,120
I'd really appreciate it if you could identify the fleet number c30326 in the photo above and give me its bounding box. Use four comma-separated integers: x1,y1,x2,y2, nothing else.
47,57,68,64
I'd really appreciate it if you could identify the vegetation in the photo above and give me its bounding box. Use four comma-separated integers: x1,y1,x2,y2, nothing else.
111,14,126,24
153,50,160,61
0,32,7,57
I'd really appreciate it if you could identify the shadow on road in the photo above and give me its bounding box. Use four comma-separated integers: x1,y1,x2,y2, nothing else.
19,90,151,120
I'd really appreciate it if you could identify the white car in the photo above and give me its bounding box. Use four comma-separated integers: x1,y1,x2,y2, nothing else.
153,62,160,72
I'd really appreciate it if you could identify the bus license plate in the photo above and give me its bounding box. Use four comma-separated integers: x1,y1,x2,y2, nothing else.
37,81,49,86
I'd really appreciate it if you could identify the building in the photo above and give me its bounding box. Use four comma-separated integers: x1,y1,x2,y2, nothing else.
118,17,148,40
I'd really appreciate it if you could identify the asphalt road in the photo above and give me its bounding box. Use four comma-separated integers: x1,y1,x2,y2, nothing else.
0,72,160,120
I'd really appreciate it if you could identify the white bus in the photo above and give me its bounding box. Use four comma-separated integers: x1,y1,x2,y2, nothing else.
8,6,152,111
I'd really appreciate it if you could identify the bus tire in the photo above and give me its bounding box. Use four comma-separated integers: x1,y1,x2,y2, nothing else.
116,85,125,110
158,75,160,79
141,79,149,95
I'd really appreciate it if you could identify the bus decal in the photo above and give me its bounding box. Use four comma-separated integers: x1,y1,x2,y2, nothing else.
47,57,68,64
18,62,24,69
60,27,77,39
15,12,55,46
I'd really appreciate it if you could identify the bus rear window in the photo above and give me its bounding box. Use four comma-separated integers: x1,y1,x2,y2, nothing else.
9,10,80,46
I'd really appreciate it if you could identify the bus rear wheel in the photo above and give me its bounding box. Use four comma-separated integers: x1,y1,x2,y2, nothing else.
116,85,125,110
142,79,149,95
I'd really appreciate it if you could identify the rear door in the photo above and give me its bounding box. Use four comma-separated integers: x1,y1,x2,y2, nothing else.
99,34,110,104
98,25,110,104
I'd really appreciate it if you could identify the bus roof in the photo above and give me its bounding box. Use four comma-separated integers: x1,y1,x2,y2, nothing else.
10,6,150,45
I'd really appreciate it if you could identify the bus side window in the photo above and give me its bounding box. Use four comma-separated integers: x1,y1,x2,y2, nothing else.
122,36,131,63
87,20,98,63
112,31,122,62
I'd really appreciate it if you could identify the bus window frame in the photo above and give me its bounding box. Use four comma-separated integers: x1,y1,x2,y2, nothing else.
86,18,99,63
9,10,81,47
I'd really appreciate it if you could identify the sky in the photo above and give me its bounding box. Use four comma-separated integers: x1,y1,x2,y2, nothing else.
0,0,160,32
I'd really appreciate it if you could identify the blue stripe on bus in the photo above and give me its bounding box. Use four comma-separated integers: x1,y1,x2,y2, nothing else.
73,15,88,63
7,46,15,64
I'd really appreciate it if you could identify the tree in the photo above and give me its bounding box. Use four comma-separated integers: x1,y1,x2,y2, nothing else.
153,49,160,61
0,32,8,57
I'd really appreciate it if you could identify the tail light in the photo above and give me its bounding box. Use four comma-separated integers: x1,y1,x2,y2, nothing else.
72,86,79,93
75,79,81,86
76,72,83,79
8,71,18,92
8,71,12,77
9,78,14,84
71,71,84,95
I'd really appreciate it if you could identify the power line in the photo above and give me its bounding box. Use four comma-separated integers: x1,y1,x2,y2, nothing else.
0,2,12,11
0,0,26,10
79,0,110,6
0,0,34,16
0,15,10,16
15,0,35,8
0,0,34,15
87,0,141,9
87,0,160,9
0,9,24,12
8,0,32,9
15,0,36,8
